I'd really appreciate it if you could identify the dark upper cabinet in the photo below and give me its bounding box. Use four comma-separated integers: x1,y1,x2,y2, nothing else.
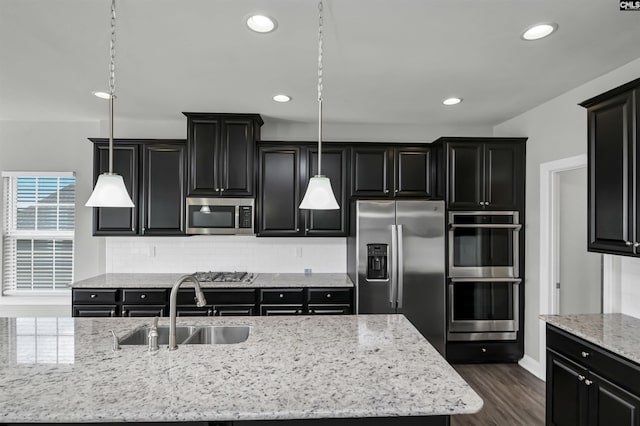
184,113,263,197
437,138,526,210
93,143,139,236
304,145,349,236
581,83,638,256
141,143,186,235
257,143,349,237
257,145,303,236
351,146,392,197
394,147,431,197
91,139,186,236
351,145,432,198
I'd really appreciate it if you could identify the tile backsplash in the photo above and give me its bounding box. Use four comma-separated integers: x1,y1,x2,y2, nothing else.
105,236,347,274
621,256,640,319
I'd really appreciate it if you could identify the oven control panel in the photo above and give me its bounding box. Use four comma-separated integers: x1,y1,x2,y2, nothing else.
239,206,253,229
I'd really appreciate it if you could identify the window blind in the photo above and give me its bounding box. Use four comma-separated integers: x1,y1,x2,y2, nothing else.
2,174,75,294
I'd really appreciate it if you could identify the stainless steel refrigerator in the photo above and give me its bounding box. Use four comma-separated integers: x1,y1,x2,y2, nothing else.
347,199,446,355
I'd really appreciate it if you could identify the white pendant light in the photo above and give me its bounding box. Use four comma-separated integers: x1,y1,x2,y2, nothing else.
86,0,134,208
300,0,339,211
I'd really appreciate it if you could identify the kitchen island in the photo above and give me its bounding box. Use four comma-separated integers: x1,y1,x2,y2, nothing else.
0,314,482,425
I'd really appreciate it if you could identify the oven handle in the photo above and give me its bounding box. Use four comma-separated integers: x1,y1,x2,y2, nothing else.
449,278,522,283
449,224,522,230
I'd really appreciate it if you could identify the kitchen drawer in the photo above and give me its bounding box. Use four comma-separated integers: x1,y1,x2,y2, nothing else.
214,304,256,316
308,304,352,315
122,289,166,304
177,307,213,316
260,289,304,304
547,325,640,396
121,305,166,317
176,288,256,305
73,289,118,304
446,341,522,363
307,288,352,304
260,304,304,316
73,305,118,317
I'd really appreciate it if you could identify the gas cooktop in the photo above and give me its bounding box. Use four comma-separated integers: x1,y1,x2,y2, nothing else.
193,271,255,283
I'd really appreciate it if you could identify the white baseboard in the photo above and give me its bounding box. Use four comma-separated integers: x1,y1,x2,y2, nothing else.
518,354,545,381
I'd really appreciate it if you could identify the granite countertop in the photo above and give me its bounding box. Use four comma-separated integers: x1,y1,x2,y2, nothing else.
72,273,354,289
0,315,482,423
541,313,640,365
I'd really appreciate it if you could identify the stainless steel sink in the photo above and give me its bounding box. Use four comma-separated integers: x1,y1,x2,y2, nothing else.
120,325,197,345
182,326,250,345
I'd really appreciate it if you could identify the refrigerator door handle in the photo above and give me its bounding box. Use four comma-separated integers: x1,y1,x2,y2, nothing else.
397,224,404,310
390,224,398,308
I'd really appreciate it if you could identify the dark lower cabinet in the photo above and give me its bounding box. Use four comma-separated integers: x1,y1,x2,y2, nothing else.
547,324,640,426
72,305,117,317
73,287,353,318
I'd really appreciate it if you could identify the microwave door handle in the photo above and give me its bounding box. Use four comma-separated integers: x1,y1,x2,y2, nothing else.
235,206,240,229
397,225,404,310
449,224,522,230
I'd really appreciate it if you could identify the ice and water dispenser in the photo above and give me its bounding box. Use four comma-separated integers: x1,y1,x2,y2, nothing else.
366,244,388,280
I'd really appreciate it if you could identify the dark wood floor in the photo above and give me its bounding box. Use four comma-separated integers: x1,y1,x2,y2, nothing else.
451,364,545,426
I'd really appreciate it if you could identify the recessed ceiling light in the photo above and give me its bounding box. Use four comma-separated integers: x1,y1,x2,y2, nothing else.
521,23,558,41
273,94,291,103
246,15,277,33
92,91,111,99
443,97,462,106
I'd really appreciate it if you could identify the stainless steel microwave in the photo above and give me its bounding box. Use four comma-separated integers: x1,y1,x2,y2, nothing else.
186,197,254,235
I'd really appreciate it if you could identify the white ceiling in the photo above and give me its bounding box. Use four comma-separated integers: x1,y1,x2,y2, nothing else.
1,0,640,130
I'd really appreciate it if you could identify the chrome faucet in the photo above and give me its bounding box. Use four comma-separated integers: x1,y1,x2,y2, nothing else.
169,274,207,350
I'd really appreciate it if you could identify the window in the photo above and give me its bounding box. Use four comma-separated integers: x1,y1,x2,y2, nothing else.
2,172,75,295
14,317,75,364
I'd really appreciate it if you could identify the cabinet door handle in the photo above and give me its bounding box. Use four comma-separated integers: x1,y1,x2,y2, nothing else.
110,309,116,317
578,375,585,381
626,241,633,246
140,294,146,299
279,293,284,298
584,379,593,386
121,309,127,317
296,228,300,232
581,351,590,358
215,188,220,192
384,189,389,194
220,188,225,192
326,293,332,299
90,294,97,299
634,242,640,248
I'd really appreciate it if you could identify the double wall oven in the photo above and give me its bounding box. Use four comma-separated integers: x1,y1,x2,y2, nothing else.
447,211,522,341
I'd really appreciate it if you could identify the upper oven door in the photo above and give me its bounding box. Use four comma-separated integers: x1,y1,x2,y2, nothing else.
448,211,521,278
186,198,254,235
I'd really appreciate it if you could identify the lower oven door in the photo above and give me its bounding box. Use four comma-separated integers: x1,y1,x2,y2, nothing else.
448,278,520,341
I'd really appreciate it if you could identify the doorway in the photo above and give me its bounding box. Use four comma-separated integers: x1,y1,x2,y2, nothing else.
555,167,602,314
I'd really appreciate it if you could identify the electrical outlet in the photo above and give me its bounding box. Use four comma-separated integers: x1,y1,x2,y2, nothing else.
295,247,303,258
147,246,156,257
304,268,312,275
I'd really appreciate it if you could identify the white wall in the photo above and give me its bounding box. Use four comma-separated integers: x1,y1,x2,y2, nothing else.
494,57,640,363
0,120,103,316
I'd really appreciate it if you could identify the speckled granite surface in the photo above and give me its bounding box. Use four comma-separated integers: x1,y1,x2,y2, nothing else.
541,313,640,365
0,315,481,423
72,273,354,289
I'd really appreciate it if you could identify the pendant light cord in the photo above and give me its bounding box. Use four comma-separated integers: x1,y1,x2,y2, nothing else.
108,0,116,174
317,0,324,176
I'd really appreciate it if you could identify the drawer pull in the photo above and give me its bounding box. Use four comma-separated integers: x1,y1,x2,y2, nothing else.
585,379,593,386
279,293,284,298
481,348,487,353
326,293,332,298
90,294,97,299
581,351,590,358
140,294,147,299
578,375,585,382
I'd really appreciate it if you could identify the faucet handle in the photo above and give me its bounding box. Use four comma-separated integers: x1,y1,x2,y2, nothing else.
110,330,121,351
